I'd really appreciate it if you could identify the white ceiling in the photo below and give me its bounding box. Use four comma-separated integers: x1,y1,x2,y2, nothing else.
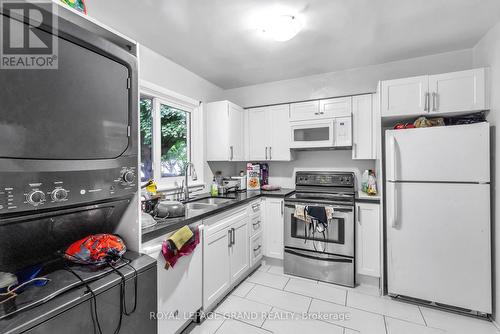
85,0,500,89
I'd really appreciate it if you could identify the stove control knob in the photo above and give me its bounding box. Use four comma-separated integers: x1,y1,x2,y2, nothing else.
122,170,136,184
27,190,45,206
51,188,68,202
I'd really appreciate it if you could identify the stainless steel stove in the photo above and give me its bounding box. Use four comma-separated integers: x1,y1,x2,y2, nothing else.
284,171,355,287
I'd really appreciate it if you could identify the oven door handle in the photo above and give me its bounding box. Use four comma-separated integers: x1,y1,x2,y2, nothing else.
284,248,353,263
285,203,353,213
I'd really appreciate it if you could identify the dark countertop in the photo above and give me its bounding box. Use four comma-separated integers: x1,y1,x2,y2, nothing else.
141,188,295,243
355,191,381,203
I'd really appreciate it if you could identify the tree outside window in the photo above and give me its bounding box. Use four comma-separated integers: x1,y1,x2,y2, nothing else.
140,97,190,182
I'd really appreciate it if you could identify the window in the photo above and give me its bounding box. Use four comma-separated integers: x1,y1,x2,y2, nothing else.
159,103,190,178
140,98,153,182
139,80,199,187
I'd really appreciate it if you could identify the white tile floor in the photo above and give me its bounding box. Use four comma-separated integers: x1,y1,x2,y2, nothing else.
186,264,499,334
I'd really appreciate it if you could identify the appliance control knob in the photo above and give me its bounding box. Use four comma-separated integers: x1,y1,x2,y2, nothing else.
122,170,136,184
51,188,68,202
27,190,45,206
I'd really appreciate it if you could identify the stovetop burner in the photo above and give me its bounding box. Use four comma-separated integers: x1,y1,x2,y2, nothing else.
286,171,356,206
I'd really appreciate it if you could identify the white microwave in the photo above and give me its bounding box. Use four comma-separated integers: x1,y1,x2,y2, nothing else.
290,117,352,149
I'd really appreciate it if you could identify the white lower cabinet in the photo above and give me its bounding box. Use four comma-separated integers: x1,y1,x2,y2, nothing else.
355,202,381,277
263,198,284,260
230,218,250,282
202,205,253,311
203,222,232,309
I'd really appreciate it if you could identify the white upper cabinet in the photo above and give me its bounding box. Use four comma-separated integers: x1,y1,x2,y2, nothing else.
206,101,244,161
352,94,376,160
380,68,489,118
269,104,292,161
289,100,320,121
380,75,428,117
247,107,268,161
247,104,292,161
428,68,488,114
319,97,352,118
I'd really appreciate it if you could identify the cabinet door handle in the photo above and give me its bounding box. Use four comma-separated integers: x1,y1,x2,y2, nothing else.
269,147,272,160
252,203,260,211
281,201,284,216
432,92,437,112
424,92,429,112
353,143,357,158
231,228,235,245
357,206,361,223
265,147,268,160
253,245,262,252
228,229,232,247
230,146,234,160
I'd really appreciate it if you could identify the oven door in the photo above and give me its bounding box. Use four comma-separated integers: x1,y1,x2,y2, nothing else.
284,202,354,257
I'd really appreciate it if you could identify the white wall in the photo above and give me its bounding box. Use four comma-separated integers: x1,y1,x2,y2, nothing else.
473,20,500,322
139,45,223,102
220,49,473,108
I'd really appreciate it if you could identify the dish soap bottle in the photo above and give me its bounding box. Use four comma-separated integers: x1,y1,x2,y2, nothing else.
210,177,218,197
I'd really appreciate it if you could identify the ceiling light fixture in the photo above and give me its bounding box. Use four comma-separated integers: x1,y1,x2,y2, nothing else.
261,14,302,42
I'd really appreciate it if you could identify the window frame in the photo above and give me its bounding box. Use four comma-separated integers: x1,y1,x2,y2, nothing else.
140,80,200,189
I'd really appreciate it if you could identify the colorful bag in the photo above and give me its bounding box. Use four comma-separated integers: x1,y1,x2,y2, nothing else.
60,0,86,14
65,234,126,265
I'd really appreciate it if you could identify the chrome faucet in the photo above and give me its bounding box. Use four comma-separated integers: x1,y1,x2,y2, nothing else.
183,162,197,201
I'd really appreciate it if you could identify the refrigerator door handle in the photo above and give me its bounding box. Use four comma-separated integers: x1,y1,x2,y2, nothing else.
391,182,398,228
389,135,398,180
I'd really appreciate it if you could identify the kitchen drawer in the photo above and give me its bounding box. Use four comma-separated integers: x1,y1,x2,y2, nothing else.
250,232,263,266
205,206,247,236
250,214,262,236
248,200,262,216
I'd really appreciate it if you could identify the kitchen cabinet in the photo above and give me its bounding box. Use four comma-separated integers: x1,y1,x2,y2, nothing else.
380,75,428,117
380,68,489,118
355,202,381,277
352,94,376,160
263,198,284,260
247,104,292,161
290,97,351,121
319,97,352,118
202,206,250,310
206,100,244,161
428,68,487,114
229,218,250,282
289,100,320,121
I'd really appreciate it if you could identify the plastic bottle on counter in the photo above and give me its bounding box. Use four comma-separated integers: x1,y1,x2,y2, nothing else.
210,177,218,197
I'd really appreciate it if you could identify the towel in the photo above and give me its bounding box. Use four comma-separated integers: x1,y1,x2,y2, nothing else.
306,206,328,226
162,227,199,269
294,205,307,221
169,225,193,250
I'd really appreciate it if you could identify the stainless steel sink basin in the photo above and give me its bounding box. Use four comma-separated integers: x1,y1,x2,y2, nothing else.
189,197,234,205
185,202,216,210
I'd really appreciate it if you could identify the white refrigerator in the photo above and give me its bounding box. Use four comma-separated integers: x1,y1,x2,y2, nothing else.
385,122,491,314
